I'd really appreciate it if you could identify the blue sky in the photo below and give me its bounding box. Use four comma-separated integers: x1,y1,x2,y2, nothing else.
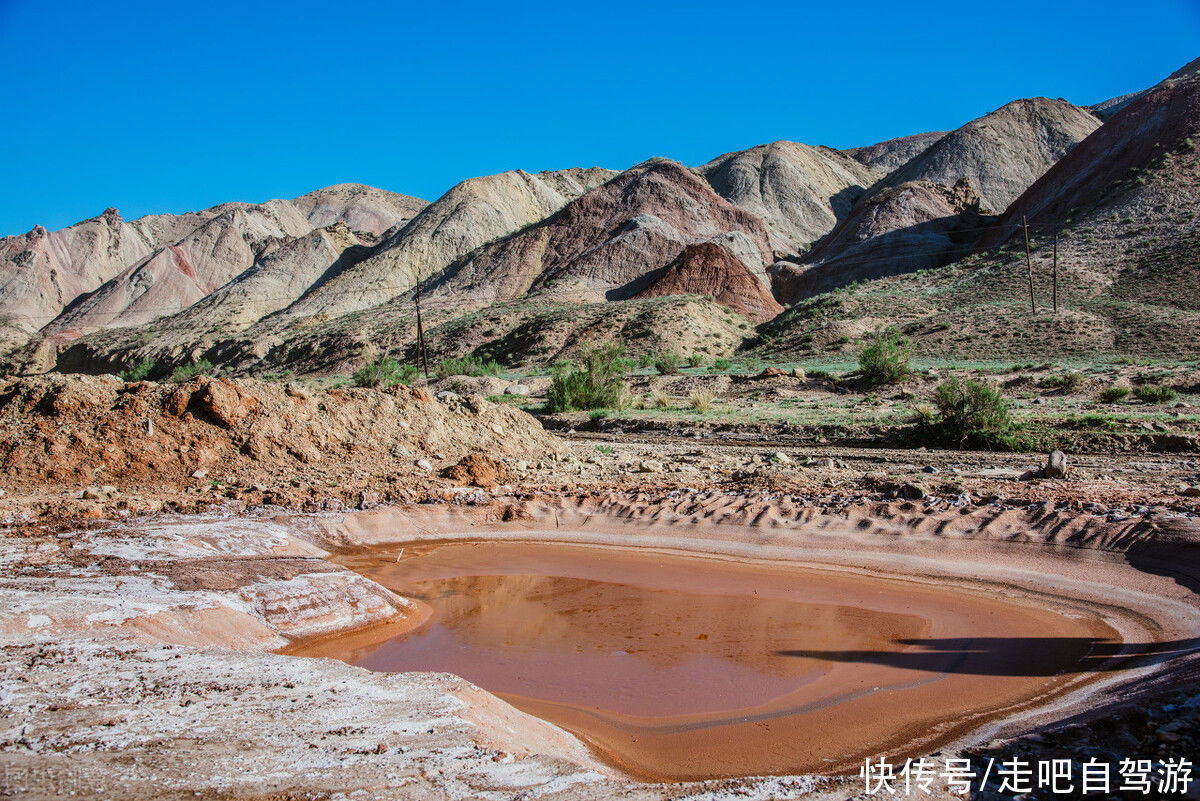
1,0,1197,236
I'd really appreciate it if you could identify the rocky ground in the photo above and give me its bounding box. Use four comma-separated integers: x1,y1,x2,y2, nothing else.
2,373,1200,799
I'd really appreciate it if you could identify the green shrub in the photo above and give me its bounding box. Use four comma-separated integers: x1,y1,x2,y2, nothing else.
1098,386,1130,403
686,353,705,368
653,352,682,375
930,378,1015,448
710,358,732,372
1133,384,1177,403
637,353,655,369
169,359,214,383
353,357,418,388
546,344,629,413
119,355,157,382
857,328,911,384
434,355,503,379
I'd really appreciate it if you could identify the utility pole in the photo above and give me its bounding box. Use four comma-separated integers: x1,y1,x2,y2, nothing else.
1023,216,1037,315
1052,234,1058,315
414,277,430,378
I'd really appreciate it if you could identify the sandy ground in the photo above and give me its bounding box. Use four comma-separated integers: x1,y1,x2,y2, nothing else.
3,491,1200,799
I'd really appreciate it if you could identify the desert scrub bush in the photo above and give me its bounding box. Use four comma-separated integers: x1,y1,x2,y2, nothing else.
650,389,672,410
927,378,1018,448
857,328,911,384
545,344,629,413
434,355,503,379
169,359,214,383
686,353,705,368
689,389,714,414
654,352,682,375
119,355,157,382
1133,384,1177,403
710,358,732,372
353,357,417,388
637,353,655,369
1098,385,1130,403
1039,371,1084,391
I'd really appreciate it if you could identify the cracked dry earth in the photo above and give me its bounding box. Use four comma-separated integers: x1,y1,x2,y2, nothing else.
2,480,1200,800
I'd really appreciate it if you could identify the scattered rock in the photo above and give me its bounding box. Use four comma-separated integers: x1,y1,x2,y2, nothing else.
163,386,192,417
900,482,927,500
191,469,209,479
637,459,664,473
285,382,311,400
503,384,531,396
758,367,788,379
415,458,433,472
1178,485,1200,498
442,453,513,488
435,391,461,403
770,452,793,465
791,367,806,379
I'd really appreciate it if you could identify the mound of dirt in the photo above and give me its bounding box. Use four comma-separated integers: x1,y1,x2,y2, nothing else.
0,374,561,513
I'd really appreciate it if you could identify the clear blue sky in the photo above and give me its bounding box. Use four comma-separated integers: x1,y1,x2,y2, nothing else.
1,0,1197,236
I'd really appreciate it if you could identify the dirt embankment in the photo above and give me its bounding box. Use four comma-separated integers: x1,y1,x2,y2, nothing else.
0,374,561,520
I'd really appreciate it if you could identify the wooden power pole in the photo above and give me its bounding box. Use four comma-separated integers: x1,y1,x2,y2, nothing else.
1052,234,1058,314
414,278,430,378
1023,216,1037,314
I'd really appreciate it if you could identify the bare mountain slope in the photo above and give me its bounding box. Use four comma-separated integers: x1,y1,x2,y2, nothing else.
997,64,1200,232
772,178,984,303
113,223,372,365
874,98,1101,213
291,184,427,236
0,207,212,346
44,200,314,338
275,168,618,322
420,160,776,316
698,141,877,255
2,185,427,351
845,131,946,173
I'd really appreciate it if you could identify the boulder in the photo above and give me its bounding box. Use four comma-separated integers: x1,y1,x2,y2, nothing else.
1045,450,1068,479
195,380,251,428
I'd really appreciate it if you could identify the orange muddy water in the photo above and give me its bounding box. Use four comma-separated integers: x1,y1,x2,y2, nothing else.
292,539,1121,781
